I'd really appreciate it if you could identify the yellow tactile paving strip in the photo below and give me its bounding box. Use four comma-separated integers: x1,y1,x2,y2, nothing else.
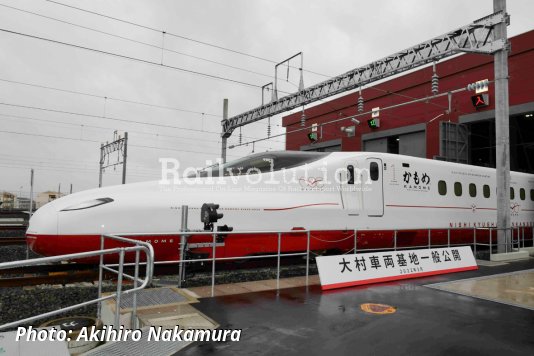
187,275,320,298
426,269,534,310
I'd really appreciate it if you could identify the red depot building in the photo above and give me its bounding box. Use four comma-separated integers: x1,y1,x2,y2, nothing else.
282,30,534,173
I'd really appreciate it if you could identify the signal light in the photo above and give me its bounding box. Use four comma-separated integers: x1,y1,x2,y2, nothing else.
367,118,380,128
307,132,318,142
201,203,224,231
471,94,490,108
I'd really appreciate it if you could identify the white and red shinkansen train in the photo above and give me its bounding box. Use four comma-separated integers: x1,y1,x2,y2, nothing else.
27,151,534,262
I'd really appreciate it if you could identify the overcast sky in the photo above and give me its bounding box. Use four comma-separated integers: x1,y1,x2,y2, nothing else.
0,0,533,194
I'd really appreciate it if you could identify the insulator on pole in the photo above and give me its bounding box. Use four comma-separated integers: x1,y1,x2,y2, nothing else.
431,62,439,95
300,106,306,127
239,127,242,145
357,87,364,113
267,117,271,138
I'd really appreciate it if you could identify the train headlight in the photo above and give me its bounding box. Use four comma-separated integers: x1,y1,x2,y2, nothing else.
61,198,114,211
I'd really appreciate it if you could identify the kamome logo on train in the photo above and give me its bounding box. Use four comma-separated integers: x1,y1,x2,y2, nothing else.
402,170,431,191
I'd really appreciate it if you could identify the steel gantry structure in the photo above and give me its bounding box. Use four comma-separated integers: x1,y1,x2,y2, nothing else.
221,7,512,253
221,11,507,138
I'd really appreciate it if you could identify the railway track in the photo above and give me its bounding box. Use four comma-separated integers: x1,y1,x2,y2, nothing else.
0,225,26,231
0,270,103,288
0,255,309,288
0,237,27,246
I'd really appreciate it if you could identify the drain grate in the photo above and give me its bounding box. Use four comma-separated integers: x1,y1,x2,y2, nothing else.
83,327,191,356
113,288,191,310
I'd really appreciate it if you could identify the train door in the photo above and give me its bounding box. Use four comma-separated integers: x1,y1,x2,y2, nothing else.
363,158,384,217
340,161,361,212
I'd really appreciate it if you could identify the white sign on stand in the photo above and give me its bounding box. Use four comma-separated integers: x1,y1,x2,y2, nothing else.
316,246,477,290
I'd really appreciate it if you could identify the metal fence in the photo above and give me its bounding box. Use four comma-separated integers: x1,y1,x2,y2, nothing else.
0,234,154,331
115,225,533,297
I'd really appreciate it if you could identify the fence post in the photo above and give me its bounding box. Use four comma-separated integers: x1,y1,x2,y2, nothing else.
506,228,509,253
306,231,310,287
97,235,105,319
114,248,125,329
131,249,140,328
489,227,493,261
277,232,281,290
179,205,188,288
211,231,216,297
473,227,477,258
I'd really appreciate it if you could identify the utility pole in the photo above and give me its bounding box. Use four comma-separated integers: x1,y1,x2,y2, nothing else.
29,169,34,217
99,132,128,187
221,99,228,164
494,0,511,253
58,183,61,196
69,184,73,194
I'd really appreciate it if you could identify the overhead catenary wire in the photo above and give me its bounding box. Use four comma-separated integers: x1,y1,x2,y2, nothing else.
0,112,222,146
44,0,332,79
0,152,159,172
0,77,220,118
0,3,274,81
0,113,278,151
0,28,262,90
0,101,284,143
0,77,282,128
0,101,218,134
0,26,303,101
0,156,157,175
0,163,159,178
0,129,236,157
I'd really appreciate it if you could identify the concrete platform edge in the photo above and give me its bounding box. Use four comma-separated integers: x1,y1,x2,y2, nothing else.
490,251,530,262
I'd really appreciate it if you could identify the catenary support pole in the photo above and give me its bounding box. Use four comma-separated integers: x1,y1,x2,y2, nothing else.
29,169,34,218
98,143,104,188
122,132,128,184
221,99,228,163
494,0,511,253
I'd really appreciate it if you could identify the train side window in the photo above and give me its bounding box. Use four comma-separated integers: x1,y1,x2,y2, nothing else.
510,187,515,200
531,189,534,201
438,180,447,196
520,188,525,201
370,162,379,181
347,165,354,185
483,184,490,198
454,182,462,197
469,183,477,197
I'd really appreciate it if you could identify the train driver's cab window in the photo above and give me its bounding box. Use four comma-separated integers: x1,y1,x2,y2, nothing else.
347,165,354,185
469,183,477,197
454,182,462,197
370,162,379,181
510,187,515,200
483,184,491,198
438,180,447,195
520,188,525,201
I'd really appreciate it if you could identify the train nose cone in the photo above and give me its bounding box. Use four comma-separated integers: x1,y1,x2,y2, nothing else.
26,201,59,255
